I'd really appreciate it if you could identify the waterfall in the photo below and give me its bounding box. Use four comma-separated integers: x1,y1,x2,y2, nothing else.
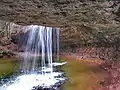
0,25,66,90
21,25,57,73
56,29,60,61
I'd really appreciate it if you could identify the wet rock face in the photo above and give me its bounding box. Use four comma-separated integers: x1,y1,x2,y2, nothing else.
0,0,120,27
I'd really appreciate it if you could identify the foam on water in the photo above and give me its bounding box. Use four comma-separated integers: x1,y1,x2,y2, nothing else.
52,62,67,67
0,71,65,90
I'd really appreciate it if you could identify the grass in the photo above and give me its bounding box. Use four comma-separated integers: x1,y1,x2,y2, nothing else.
0,58,19,78
60,58,105,90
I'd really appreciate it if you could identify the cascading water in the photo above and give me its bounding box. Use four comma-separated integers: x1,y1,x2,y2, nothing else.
0,25,66,90
56,29,60,61
21,25,53,73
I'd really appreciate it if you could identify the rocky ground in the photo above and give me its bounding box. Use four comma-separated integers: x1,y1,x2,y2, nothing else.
98,61,120,90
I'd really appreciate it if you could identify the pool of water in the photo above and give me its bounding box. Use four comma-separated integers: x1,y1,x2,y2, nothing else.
0,58,19,78
0,58,66,90
60,58,105,90
0,58,105,90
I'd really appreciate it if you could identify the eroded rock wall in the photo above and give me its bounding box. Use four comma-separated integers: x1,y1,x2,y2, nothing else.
0,0,120,27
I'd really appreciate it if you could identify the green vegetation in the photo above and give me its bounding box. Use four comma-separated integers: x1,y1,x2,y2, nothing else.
0,51,8,58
